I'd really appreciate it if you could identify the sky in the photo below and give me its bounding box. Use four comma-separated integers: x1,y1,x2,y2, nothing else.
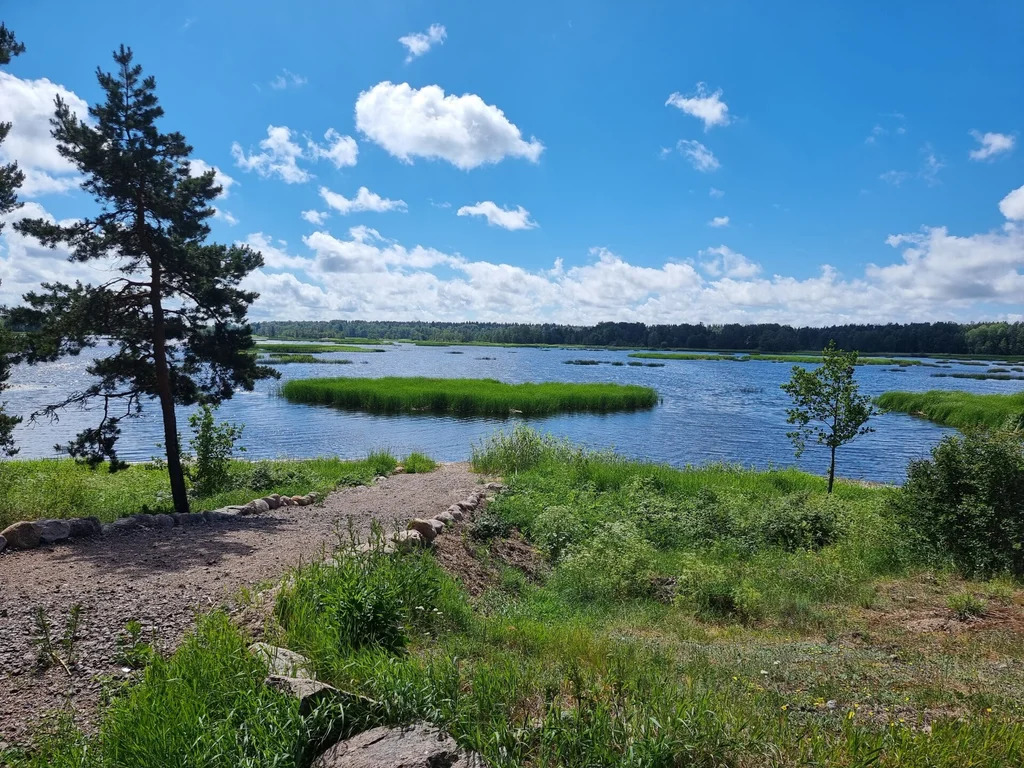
1,1,1023,326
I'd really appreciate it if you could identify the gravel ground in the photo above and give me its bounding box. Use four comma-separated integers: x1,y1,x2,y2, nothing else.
0,462,482,746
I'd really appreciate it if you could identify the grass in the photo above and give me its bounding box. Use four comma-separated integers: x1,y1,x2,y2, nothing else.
402,452,437,473
931,371,1024,381
876,389,1024,429
280,377,659,417
630,352,922,366
255,343,385,354
0,453,399,529
262,353,354,365
16,429,1024,767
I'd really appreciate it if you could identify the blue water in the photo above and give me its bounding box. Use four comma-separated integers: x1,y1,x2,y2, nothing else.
5,343,1023,484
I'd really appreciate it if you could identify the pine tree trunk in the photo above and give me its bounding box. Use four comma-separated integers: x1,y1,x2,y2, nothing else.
150,262,190,516
827,445,836,494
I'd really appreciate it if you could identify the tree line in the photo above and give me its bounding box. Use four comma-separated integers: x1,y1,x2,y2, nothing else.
252,319,1024,356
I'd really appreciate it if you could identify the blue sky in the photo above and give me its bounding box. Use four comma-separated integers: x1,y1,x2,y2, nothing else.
1,1,1022,324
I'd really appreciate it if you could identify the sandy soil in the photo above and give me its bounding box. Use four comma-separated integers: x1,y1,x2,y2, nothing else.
0,463,482,746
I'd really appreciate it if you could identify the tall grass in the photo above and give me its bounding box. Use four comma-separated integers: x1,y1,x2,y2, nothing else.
0,454,399,528
263,353,354,365
630,352,921,365
877,389,1024,429
255,343,385,354
281,377,658,417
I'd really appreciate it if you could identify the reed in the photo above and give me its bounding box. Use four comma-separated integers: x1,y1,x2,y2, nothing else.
876,389,1024,429
281,377,658,416
263,353,353,365
255,343,385,354
630,352,920,365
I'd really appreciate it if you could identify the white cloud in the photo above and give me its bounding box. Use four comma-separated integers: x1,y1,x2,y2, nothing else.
457,201,537,230
302,209,329,225
0,72,89,197
232,125,310,183
307,128,358,169
920,145,944,186
880,169,910,186
398,23,447,62
319,186,407,215
1000,184,1024,221
708,215,729,228
232,125,357,182
709,187,724,198
665,83,730,130
700,245,760,278
675,139,720,172
354,81,543,170
213,208,238,226
189,159,236,197
269,69,307,90
969,130,1015,161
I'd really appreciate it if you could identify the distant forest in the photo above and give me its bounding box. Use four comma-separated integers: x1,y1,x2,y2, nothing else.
250,320,1024,356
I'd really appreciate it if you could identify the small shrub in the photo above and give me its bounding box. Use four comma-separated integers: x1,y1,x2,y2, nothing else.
186,405,245,498
532,505,586,561
948,591,987,620
365,450,398,477
554,521,656,602
402,452,437,474
675,561,763,623
471,510,512,542
757,493,847,551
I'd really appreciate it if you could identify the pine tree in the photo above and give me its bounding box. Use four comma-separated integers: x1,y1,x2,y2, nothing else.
0,22,27,456
14,46,276,514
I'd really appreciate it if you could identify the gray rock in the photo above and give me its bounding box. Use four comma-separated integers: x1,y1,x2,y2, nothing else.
0,534,7,553
354,540,396,555
393,465,406,474
456,499,477,512
426,519,445,536
435,511,455,526
205,510,236,523
265,675,377,717
312,722,482,768
1,521,40,549
249,643,314,677
143,514,175,529
303,493,317,505
484,482,504,492
67,516,101,538
172,512,204,526
261,496,281,510
279,496,295,507
32,518,71,545
407,519,438,543
449,509,465,522
393,529,424,552
249,498,271,514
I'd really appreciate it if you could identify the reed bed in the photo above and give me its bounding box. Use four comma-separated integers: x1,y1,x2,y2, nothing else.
931,372,1024,381
281,377,658,416
876,389,1024,429
255,343,385,354
263,353,353,365
630,352,920,365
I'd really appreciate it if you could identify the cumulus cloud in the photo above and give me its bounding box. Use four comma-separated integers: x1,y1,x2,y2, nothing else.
0,71,89,197
675,139,719,172
708,216,729,228
399,23,447,62
354,81,543,170
456,201,537,230
1000,184,1024,221
232,125,358,182
188,159,236,197
213,208,238,226
302,209,329,225
700,245,760,278
709,187,724,198
969,130,1015,161
319,186,407,215
665,83,730,130
269,69,307,90
880,169,910,186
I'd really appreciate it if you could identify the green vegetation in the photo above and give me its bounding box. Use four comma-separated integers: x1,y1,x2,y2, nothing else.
401,452,437,473
630,352,921,365
281,377,658,416
0,453,399,530
262,353,354,365
932,371,1024,381
876,390,1024,430
256,343,384,354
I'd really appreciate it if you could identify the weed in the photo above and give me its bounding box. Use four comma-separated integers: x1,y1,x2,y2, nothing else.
948,591,988,620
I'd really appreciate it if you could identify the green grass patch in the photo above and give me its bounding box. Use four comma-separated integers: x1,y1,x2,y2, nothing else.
630,352,921,366
281,377,658,417
0,454,400,529
876,389,1024,429
255,343,385,354
263,353,354,365
402,452,438,473
931,371,1024,381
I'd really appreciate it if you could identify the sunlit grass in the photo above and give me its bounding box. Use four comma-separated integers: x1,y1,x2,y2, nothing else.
877,389,1024,429
255,343,385,354
630,352,922,365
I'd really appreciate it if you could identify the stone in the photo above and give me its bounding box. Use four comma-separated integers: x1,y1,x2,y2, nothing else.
392,529,424,552
0,534,6,553
484,482,504,492
67,516,101,538
1,521,42,550
249,643,314,677
32,519,72,545
354,540,396,555
435,511,456,526
393,465,405,474
312,722,482,768
262,496,281,510
103,515,146,534
407,518,438,543
279,496,295,507
143,514,174,529
172,512,204,526
205,510,235,523
265,675,377,717
449,509,465,522
426,519,445,536
249,498,271,514
456,499,477,512
302,494,317,506
290,495,306,505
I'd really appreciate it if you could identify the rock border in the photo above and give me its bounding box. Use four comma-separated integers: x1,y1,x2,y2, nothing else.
0,491,321,553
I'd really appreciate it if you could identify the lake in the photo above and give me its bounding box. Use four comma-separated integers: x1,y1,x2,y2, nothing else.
5,343,1023,484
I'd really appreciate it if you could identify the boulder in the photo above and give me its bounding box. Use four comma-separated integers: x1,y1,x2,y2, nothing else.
172,512,204,526
249,643,314,677
143,514,175,529
291,495,308,506
265,675,377,717
435,511,455,526
456,499,477,512
426,519,446,536
393,465,406,474
484,482,504,492
67,516,101,538
392,529,424,552
204,510,236,523
1,521,39,550
249,498,271,514
33,518,71,545
0,534,6,553
279,496,295,507
312,722,482,768
103,515,146,534
407,519,438,543
355,540,396,555
448,509,465,522
262,496,281,510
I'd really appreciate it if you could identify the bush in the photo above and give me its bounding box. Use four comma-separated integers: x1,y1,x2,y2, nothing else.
470,510,512,542
185,405,244,497
532,505,586,561
675,560,764,623
757,493,847,551
554,521,656,602
402,452,437,474
896,427,1024,577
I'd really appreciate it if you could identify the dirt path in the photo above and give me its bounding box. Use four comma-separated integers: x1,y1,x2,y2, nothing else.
0,463,482,746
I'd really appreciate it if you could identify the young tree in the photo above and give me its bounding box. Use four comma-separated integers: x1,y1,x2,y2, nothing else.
13,46,275,515
780,341,876,493
0,22,27,457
